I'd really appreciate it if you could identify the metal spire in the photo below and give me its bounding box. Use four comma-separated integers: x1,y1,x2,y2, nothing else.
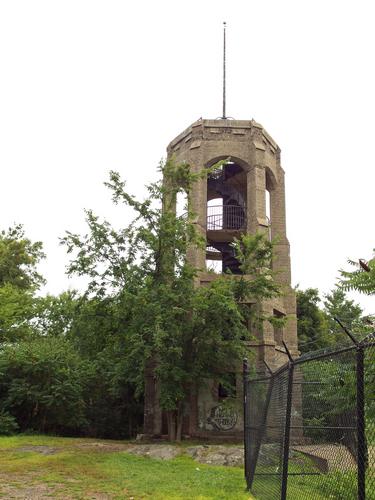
222,21,227,119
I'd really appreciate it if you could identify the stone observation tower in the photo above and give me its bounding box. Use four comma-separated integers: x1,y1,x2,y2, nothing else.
164,118,299,437
144,24,298,438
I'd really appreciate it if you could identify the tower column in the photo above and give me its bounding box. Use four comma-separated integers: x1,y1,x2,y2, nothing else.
187,175,207,271
246,165,267,235
270,170,291,285
187,149,207,272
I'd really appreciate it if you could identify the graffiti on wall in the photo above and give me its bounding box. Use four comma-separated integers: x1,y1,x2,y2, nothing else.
206,404,238,431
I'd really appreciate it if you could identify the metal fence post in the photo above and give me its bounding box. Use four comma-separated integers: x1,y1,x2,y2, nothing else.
357,345,366,500
243,358,250,488
281,342,294,500
335,317,366,499
247,363,274,489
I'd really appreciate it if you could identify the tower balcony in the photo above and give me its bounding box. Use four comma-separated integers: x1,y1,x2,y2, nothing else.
207,204,246,232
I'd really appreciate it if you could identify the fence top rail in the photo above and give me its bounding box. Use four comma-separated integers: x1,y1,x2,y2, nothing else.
247,362,289,383
293,344,356,365
246,344,359,383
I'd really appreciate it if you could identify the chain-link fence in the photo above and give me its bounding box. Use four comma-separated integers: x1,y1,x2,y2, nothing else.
244,332,375,499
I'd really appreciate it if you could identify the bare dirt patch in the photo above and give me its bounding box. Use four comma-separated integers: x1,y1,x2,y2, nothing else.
0,473,67,499
0,473,114,499
73,441,130,453
16,445,59,455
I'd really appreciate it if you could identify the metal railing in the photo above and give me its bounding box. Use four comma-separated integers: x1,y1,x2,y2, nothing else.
207,204,246,231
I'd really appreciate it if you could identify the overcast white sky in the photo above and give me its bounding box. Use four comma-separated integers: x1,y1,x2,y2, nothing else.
1,0,374,314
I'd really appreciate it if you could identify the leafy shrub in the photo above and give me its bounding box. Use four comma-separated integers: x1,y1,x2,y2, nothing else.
0,337,88,434
0,335,143,439
82,344,143,439
0,410,19,435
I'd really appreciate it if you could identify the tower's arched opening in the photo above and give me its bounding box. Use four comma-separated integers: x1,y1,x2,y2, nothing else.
205,159,247,275
206,160,247,228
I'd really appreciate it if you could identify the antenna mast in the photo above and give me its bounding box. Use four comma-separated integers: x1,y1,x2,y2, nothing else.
222,21,227,119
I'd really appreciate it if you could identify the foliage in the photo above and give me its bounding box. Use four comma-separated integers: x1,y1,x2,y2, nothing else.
0,224,45,291
0,411,19,435
0,285,144,438
232,233,281,300
0,225,46,344
0,283,38,343
300,340,375,456
33,291,79,338
34,292,121,355
0,337,88,434
339,252,375,295
38,291,144,437
301,355,356,419
0,283,144,438
62,160,282,440
127,274,249,410
296,288,330,353
297,285,370,354
323,287,369,343
83,342,144,439
61,161,206,296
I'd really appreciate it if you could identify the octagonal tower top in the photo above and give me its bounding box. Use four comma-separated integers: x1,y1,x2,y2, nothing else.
167,118,280,161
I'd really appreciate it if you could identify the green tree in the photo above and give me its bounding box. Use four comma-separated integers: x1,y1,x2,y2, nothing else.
296,288,330,353
0,225,45,344
38,293,145,438
83,342,144,439
323,287,369,344
0,225,45,290
0,224,145,438
0,284,37,342
339,252,375,295
34,291,79,338
62,161,282,440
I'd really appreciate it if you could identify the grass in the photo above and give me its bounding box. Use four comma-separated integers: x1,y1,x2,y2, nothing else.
1,435,370,499
0,435,253,499
250,474,353,500
250,452,375,500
